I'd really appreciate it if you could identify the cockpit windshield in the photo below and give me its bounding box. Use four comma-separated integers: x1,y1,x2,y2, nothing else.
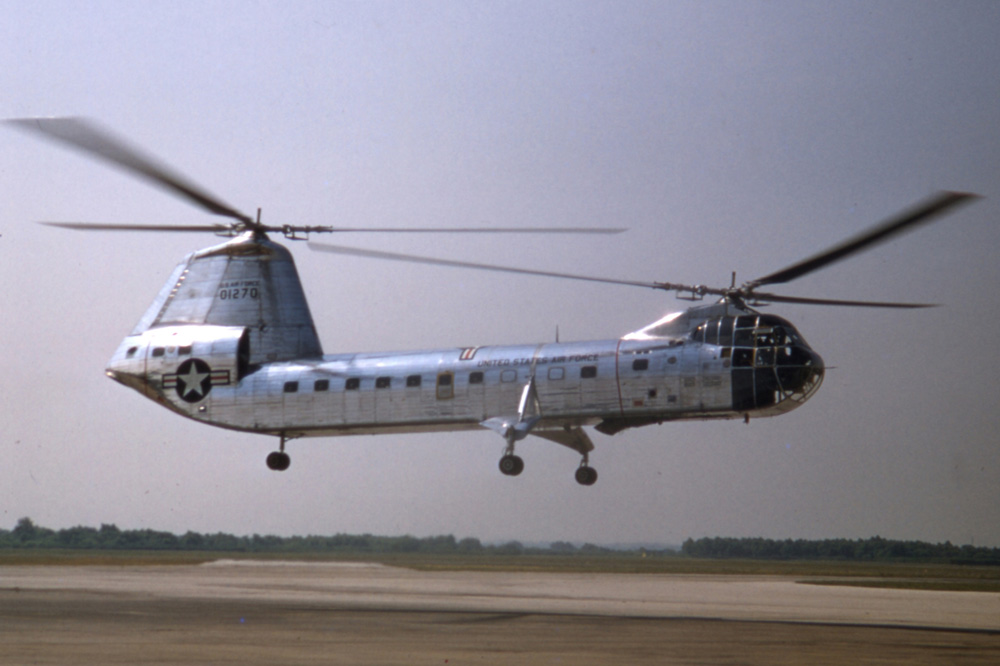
691,314,823,414
692,315,808,348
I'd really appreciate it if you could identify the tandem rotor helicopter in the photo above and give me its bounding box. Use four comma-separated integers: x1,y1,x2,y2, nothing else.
8,118,979,485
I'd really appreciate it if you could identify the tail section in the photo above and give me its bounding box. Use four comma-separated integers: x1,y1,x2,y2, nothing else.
106,232,322,410
131,231,322,363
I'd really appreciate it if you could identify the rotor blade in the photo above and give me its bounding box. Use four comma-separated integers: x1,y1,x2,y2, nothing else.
309,241,662,290
750,292,936,308
41,221,229,233
6,117,252,225
750,191,980,287
325,226,627,234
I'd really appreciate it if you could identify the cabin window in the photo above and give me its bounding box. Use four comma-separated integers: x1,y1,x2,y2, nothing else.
581,366,597,379
314,379,329,392
436,372,454,400
632,358,649,371
469,371,484,384
152,347,165,358
376,376,391,389
406,374,422,388
283,381,299,393
548,367,565,380
178,345,192,356
345,377,360,390
501,369,517,383
667,356,677,364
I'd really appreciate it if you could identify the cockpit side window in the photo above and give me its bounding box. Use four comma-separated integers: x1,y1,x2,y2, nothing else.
718,317,735,346
734,326,755,347
704,319,719,346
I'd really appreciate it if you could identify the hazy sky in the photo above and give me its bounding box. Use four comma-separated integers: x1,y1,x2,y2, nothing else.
2,1,998,547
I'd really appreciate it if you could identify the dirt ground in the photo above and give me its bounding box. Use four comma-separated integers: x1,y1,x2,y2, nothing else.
2,563,998,665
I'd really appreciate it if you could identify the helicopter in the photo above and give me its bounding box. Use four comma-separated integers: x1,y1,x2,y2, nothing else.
7,117,979,486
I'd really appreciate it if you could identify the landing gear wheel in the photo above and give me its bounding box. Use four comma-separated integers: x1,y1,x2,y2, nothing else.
575,466,598,486
266,451,291,471
499,454,524,476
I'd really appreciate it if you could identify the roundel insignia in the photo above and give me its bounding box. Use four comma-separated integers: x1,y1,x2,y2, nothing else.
170,358,214,403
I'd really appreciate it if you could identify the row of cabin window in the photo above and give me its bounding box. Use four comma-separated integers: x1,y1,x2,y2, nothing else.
281,365,602,394
148,347,652,370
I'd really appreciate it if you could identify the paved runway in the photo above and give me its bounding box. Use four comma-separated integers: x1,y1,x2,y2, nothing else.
2,561,999,664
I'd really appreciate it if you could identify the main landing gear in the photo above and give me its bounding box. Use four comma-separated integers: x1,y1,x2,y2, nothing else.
499,454,524,476
498,450,597,486
573,449,598,486
574,464,598,486
266,434,291,471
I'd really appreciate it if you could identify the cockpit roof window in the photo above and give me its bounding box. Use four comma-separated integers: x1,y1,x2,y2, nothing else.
697,314,808,348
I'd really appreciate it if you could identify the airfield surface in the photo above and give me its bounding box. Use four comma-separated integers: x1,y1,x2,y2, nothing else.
2,561,999,664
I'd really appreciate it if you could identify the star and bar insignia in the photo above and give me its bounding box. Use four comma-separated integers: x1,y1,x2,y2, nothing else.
163,358,230,403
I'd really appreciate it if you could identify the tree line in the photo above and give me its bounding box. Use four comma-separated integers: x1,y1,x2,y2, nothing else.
0,517,616,556
681,536,1000,564
3,518,998,564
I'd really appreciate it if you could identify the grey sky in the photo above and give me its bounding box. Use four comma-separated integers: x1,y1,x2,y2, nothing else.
2,1,998,547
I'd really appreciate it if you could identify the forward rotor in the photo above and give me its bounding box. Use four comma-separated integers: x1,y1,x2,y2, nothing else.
311,191,980,309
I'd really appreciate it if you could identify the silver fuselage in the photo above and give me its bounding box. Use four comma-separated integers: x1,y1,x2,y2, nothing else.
107,322,822,440
104,233,824,444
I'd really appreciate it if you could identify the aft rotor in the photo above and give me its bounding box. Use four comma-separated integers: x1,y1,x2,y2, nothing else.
6,116,626,242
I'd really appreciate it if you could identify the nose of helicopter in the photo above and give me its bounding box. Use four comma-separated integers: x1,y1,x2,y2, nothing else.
760,343,824,413
805,347,825,386
783,345,825,402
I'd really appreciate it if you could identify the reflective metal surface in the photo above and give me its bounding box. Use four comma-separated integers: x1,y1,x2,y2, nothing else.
107,237,825,483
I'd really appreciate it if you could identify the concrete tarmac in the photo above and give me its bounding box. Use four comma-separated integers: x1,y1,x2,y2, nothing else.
2,561,999,664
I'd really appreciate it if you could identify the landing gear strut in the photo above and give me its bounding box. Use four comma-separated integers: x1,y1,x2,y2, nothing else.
497,422,527,477
266,434,291,471
573,449,597,486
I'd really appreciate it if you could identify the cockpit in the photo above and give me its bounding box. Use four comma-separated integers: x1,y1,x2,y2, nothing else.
693,314,824,414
